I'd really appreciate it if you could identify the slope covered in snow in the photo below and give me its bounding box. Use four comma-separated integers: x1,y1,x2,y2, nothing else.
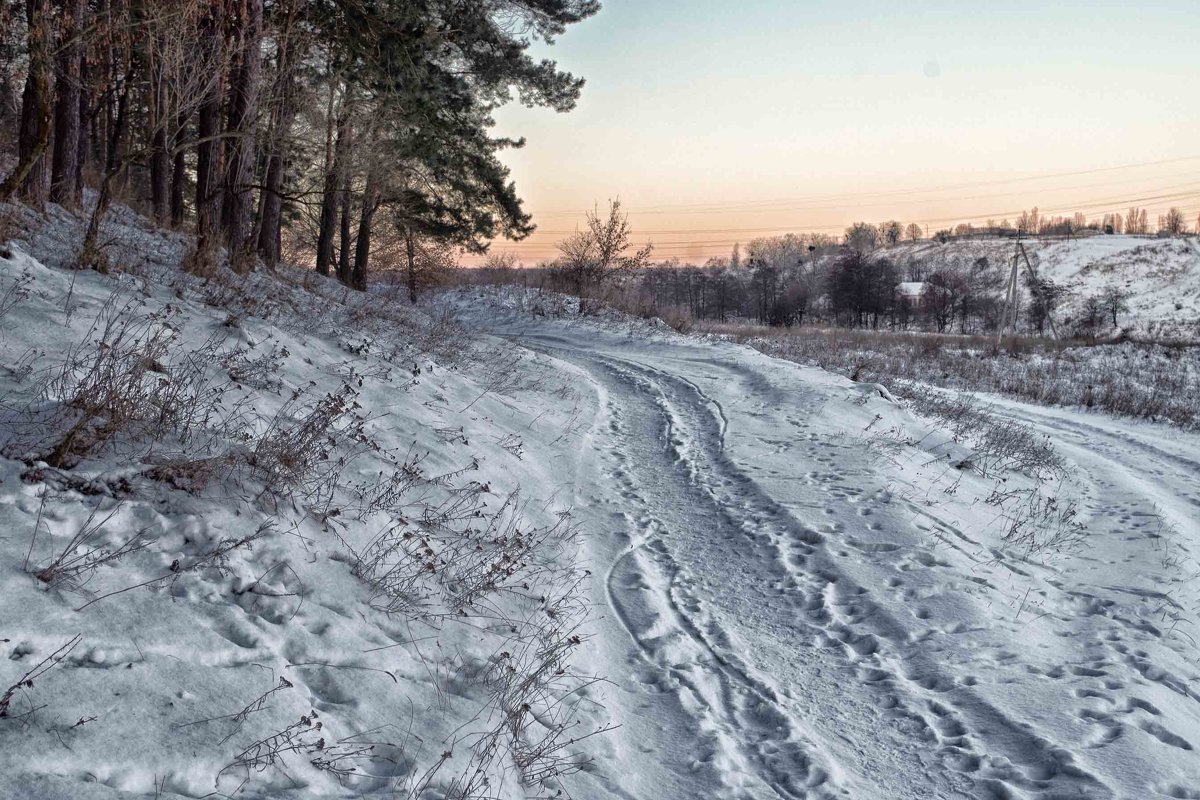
888,235,1200,339
0,213,604,799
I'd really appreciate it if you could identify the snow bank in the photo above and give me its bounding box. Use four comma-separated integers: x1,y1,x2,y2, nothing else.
0,216,603,798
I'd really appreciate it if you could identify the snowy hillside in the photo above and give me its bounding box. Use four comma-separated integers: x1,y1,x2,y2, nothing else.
3,210,1200,800
889,235,1200,339
0,210,604,799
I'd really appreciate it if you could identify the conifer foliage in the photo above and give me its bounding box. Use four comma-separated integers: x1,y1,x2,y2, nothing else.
0,0,598,286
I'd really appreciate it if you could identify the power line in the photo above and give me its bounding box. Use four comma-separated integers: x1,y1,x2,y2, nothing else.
523,174,1200,237
494,200,1200,254
525,155,1200,218
474,179,1200,261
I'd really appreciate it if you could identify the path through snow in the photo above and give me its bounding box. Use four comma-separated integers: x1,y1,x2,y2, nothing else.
452,293,1200,800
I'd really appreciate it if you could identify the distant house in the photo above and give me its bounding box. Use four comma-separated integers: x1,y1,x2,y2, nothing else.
895,281,950,312
896,282,926,308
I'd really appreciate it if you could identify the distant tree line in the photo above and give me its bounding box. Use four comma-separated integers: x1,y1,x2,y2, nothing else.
0,0,596,292
926,205,1194,241
474,207,1150,336
808,206,1194,246
610,225,1134,337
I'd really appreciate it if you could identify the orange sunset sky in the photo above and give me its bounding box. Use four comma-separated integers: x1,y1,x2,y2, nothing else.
473,0,1200,265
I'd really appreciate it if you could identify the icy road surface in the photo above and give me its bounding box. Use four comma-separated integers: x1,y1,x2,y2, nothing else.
451,293,1200,800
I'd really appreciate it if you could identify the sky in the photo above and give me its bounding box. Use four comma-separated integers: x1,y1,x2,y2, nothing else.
481,0,1200,264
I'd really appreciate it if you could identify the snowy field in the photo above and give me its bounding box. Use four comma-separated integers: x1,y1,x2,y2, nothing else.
2,222,1200,799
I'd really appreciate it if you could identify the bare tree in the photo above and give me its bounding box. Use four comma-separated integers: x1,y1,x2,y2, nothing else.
905,223,923,242
843,221,879,253
925,268,965,333
557,199,653,312
1158,207,1186,236
1079,295,1104,342
1125,207,1149,235
401,230,458,301
881,220,903,247
1100,287,1128,327
483,251,520,271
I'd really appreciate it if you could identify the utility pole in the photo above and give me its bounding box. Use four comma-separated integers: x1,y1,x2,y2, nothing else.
997,239,1056,345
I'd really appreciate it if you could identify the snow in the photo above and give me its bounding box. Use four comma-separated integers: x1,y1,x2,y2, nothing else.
0,227,602,798
449,287,1200,799
888,235,1200,339
3,211,1200,800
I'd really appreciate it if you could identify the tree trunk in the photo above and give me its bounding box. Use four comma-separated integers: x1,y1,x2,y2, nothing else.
145,17,168,222
315,167,338,275
336,146,352,285
255,0,298,269
255,1,297,267
1,0,52,204
222,0,262,267
147,59,170,222
315,86,346,276
406,229,418,302
257,150,284,268
170,110,188,226
195,0,226,246
51,0,85,207
75,51,88,195
351,172,378,290
149,124,169,221
80,60,134,271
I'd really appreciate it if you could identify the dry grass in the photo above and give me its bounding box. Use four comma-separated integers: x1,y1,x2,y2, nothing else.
986,484,1086,556
25,498,152,594
902,385,1066,480
0,264,32,320
715,323,1200,429
3,297,237,469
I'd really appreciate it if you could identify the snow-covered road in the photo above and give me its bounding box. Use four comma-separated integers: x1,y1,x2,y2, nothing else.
6,240,1196,799
453,295,1200,800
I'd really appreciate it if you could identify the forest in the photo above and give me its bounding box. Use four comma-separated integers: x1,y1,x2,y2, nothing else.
0,0,597,293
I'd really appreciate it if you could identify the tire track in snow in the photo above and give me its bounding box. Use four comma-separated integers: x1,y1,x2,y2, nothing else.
969,395,1200,757
552,345,932,798
525,334,1117,800
590,354,829,799
605,352,1116,800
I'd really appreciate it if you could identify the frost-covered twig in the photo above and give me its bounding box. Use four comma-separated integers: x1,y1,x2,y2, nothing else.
0,634,82,721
